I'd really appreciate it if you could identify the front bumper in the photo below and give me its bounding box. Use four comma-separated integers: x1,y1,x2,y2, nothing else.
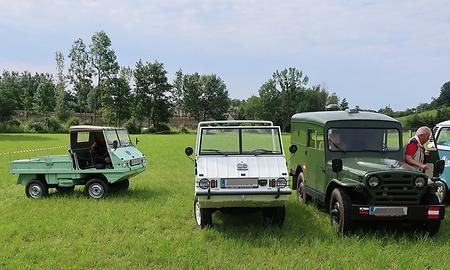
196,188,291,208
352,205,445,221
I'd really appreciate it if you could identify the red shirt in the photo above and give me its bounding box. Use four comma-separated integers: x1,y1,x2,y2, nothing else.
405,141,418,156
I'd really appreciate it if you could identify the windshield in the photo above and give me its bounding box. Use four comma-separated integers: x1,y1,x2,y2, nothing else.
328,128,400,152
104,129,131,147
199,127,282,155
117,129,132,146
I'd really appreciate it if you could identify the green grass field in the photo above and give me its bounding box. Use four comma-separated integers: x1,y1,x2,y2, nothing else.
1,134,450,269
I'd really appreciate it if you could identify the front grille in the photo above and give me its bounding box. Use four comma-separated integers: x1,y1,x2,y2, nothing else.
373,174,420,205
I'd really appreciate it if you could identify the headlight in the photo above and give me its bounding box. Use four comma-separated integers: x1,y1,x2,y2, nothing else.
277,178,287,188
120,161,129,168
415,177,426,188
198,178,210,189
368,176,380,187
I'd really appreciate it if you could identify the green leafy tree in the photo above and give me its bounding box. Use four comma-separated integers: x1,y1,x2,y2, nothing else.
436,81,450,106
68,38,93,121
34,77,56,117
133,60,172,128
101,77,132,126
339,97,349,110
327,92,339,105
90,31,119,124
55,51,70,120
0,72,18,120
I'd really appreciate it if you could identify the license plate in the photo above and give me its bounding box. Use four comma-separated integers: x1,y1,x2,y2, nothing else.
130,159,141,166
223,178,258,188
369,206,407,217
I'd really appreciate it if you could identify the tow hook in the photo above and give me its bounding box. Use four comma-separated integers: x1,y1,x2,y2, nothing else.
275,187,280,199
207,187,211,200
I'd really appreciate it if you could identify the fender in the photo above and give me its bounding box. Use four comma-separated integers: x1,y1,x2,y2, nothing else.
324,177,361,207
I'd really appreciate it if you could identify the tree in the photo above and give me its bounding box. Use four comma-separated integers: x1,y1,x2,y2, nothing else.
68,38,93,121
133,60,172,128
90,31,119,124
34,77,56,116
339,98,349,110
378,105,395,117
327,92,339,105
19,72,36,121
436,81,450,106
171,69,185,117
0,72,18,120
101,77,132,126
55,51,70,120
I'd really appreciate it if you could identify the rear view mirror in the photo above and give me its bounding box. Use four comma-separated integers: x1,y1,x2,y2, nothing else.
332,159,343,173
112,140,118,150
289,144,298,154
434,160,445,176
185,146,193,156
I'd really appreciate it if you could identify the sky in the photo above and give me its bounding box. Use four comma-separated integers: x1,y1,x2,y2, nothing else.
0,0,449,111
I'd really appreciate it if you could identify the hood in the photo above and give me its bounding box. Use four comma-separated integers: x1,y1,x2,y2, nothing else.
197,155,288,179
110,146,144,161
335,157,420,177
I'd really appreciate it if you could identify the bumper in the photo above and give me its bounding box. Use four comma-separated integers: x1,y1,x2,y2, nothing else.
352,205,445,221
196,189,291,208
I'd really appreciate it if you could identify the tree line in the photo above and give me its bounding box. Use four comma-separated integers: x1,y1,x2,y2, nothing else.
0,31,346,133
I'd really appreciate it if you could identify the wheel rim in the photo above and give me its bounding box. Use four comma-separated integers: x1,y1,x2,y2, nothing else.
331,201,341,227
195,201,202,226
88,183,104,199
29,184,42,198
297,181,304,201
436,184,446,204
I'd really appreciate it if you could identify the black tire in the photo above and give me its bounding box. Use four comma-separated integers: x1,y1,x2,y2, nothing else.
56,186,75,194
112,179,130,192
262,206,286,226
297,173,311,203
85,178,109,199
25,180,48,199
420,193,441,236
194,197,212,228
329,187,353,234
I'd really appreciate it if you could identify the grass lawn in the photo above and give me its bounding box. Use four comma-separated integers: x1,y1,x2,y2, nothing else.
1,133,450,269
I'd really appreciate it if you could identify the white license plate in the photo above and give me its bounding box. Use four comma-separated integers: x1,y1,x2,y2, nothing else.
369,206,408,217
130,159,141,166
224,178,258,188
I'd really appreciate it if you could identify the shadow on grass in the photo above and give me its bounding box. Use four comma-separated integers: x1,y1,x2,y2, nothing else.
0,134,59,142
47,186,171,202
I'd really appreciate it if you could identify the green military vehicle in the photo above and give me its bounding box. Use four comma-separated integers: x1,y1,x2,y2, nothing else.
11,126,147,199
289,110,446,234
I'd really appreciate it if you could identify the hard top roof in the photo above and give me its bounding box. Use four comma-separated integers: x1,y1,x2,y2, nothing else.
436,120,450,127
69,125,127,132
198,120,275,128
291,111,399,125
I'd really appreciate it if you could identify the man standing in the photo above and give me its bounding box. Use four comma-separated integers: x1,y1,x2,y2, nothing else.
405,126,431,171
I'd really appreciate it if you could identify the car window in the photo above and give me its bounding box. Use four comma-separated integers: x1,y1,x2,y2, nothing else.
200,128,240,155
77,132,89,143
307,129,317,149
241,128,282,154
436,127,450,146
328,128,400,152
117,130,131,146
104,130,119,146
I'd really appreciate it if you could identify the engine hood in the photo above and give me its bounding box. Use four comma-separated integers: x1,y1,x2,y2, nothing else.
334,157,421,177
196,155,288,179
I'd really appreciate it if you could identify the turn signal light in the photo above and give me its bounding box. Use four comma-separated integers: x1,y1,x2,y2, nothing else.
271,179,276,187
210,180,217,188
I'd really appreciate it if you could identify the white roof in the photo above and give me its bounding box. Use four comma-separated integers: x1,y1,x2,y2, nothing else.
436,120,450,127
69,125,126,132
198,120,274,128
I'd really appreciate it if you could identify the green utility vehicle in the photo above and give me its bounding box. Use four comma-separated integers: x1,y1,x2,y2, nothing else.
11,126,147,199
289,110,446,234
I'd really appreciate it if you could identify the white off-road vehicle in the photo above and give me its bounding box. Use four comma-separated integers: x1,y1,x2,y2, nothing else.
185,120,292,228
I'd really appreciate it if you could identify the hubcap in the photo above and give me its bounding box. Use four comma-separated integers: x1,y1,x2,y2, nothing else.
297,181,304,201
89,183,104,199
331,201,341,226
29,184,42,198
195,201,202,225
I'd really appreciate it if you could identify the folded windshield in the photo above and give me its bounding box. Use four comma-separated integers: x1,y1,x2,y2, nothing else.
200,127,282,155
328,128,400,152
104,129,132,147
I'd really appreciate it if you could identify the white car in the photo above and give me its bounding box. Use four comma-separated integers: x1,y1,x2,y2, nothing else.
185,120,292,228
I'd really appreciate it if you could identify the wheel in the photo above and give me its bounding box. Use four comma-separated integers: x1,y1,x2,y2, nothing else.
297,173,310,203
25,180,48,199
194,197,212,228
420,193,441,236
85,178,109,199
112,179,129,192
435,181,447,205
56,186,75,194
262,206,286,226
329,187,353,234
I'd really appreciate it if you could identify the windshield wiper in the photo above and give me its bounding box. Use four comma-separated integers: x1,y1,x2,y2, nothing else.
201,149,228,156
248,149,277,156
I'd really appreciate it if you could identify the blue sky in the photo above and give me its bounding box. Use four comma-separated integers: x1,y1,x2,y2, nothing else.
1,0,450,110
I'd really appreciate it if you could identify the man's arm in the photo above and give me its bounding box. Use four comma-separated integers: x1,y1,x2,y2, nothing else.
405,154,428,171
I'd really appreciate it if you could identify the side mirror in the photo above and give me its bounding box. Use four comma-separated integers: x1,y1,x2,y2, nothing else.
289,144,298,154
434,160,445,176
332,159,343,173
112,140,118,150
185,146,193,156
135,137,140,145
